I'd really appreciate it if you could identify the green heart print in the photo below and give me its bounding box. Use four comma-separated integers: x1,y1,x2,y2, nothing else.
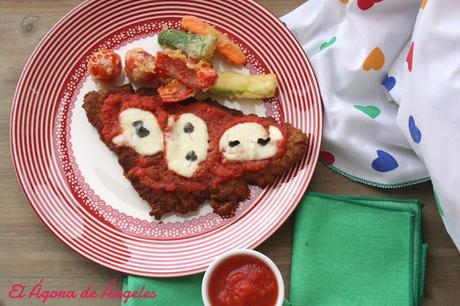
320,36,336,51
353,105,381,119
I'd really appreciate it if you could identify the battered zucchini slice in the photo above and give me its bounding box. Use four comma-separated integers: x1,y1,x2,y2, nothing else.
209,72,277,99
158,29,217,60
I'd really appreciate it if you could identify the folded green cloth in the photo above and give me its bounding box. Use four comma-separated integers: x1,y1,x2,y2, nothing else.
122,274,203,305
290,193,427,306
122,193,427,306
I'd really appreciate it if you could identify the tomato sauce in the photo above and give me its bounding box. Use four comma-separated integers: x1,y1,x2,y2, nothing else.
100,94,287,193
207,254,279,306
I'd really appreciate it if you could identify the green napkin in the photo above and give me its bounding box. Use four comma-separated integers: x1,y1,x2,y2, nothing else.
290,193,427,306
122,193,427,306
122,274,203,305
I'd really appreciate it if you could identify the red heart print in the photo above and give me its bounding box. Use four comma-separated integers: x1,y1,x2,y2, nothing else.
319,151,335,165
406,42,414,72
358,0,383,10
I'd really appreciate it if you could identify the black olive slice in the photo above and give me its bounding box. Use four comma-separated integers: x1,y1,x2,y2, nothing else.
185,151,198,162
228,140,240,147
183,122,194,134
132,120,150,138
132,120,143,128
136,126,150,138
257,137,271,146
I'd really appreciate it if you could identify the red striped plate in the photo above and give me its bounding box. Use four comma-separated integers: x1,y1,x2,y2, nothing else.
11,0,322,277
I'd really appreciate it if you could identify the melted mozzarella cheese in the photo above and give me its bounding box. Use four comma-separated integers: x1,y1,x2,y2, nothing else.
112,108,163,155
219,122,283,161
165,113,209,177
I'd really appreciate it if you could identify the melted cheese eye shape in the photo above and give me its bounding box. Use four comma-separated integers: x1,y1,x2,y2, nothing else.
219,123,283,161
112,108,164,155
165,113,209,178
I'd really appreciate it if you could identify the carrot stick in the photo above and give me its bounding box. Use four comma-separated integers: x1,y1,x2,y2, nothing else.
182,15,247,65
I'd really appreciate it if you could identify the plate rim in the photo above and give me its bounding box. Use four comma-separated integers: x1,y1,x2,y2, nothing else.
10,0,323,277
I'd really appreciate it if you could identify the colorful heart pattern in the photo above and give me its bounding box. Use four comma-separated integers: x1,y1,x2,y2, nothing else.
320,36,337,51
382,75,396,91
358,0,383,10
406,42,414,72
363,47,385,71
303,1,421,180
372,150,399,172
354,105,381,119
408,115,422,143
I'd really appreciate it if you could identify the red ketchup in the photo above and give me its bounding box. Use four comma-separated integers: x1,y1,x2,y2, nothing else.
207,254,279,306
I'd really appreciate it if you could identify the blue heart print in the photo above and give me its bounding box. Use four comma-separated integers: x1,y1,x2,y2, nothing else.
408,115,422,143
372,150,399,172
382,75,396,91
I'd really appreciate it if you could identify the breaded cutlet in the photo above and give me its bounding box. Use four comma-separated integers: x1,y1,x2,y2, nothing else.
83,84,308,219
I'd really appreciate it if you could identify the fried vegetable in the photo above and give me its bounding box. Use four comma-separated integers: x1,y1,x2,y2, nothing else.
209,71,277,99
88,49,122,82
158,29,217,60
182,16,247,65
155,50,218,90
125,48,157,82
158,79,195,103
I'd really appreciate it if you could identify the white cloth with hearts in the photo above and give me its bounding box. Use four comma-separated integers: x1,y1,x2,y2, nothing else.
282,0,460,250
